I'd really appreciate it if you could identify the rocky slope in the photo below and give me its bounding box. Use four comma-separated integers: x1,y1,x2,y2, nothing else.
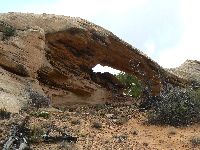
0,12,191,112
168,60,200,87
0,102,199,150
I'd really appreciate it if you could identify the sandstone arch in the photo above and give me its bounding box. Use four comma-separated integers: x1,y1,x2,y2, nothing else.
45,26,189,96
0,13,191,110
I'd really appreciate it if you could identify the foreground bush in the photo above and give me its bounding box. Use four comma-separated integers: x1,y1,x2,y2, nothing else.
148,86,200,126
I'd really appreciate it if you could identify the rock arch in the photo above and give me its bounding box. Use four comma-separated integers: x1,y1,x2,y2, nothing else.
0,13,190,109
45,27,188,96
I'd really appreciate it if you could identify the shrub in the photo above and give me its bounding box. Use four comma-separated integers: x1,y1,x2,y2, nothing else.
37,111,50,119
0,107,11,119
30,111,50,119
15,64,29,77
2,25,16,40
30,125,44,143
147,87,200,126
71,119,81,125
193,87,200,100
92,122,102,129
115,72,142,98
59,142,77,150
114,117,129,125
190,136,200,146
25,83,50,109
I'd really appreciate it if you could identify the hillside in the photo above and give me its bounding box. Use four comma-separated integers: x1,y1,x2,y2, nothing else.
0,102,200,150
168,60,200,87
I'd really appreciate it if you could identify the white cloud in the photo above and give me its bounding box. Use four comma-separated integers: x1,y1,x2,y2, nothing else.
156,45,200,68
20,0,148,19
156,0,200,68
143,40,156,56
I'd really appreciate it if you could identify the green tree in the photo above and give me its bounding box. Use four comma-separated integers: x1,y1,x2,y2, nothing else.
115,72,142,98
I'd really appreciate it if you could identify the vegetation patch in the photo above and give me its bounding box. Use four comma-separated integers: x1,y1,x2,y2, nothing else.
71,119,81,125
0,21,16,40
30,111,50,119
15,64,29,77
147,87,200,126
92,122,102,129
190,136,200,146
0,108,11,119
115,72,143,98
30,125,44,143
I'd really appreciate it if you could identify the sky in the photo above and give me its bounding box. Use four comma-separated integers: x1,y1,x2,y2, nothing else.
1,0,200,73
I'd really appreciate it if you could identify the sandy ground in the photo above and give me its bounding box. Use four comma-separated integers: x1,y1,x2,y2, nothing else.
0,102,200,150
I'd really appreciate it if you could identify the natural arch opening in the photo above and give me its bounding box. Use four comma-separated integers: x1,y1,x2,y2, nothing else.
115,72,143,98
92,64,120,75
92,64,143,98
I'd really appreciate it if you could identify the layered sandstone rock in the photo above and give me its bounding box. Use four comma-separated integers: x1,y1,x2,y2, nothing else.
0,67,47,113
0,12,192,112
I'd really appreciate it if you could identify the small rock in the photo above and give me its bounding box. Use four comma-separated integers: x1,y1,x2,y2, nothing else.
114,117,128,125
92,122,102,129
68,107,76,112
71,119,81,125
114,135,127,143
143,142,149,147
131,129,139,135
105,114,114,118
168,128,177,135
59,141,77,150
159,140,164,143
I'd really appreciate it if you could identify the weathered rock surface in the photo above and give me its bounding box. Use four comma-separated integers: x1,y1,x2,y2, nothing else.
0,67,47,112
0,67,28,113
0,12,193,112
168,60,200,87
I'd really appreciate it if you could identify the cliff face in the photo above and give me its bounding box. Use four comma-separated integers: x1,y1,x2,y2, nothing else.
0,12,191,112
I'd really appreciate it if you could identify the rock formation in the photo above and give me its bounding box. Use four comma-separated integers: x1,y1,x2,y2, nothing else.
0,12,192,112
168,60,200,87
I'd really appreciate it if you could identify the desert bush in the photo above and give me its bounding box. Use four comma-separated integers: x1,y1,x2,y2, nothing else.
190,136,200,146
15,64,29,77
92,122,102,129
25,82,50,109
71,119,81,125
37,111,50,119
30,111,50,119
114,116,129,125
115,72,142,98
30,125,44,143
193,87,200,100
59,142,78,150
0,107,11,119
2,25,16,40
148,87,200,126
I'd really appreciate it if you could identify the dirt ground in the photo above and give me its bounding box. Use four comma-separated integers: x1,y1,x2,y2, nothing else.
0,101,200,150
